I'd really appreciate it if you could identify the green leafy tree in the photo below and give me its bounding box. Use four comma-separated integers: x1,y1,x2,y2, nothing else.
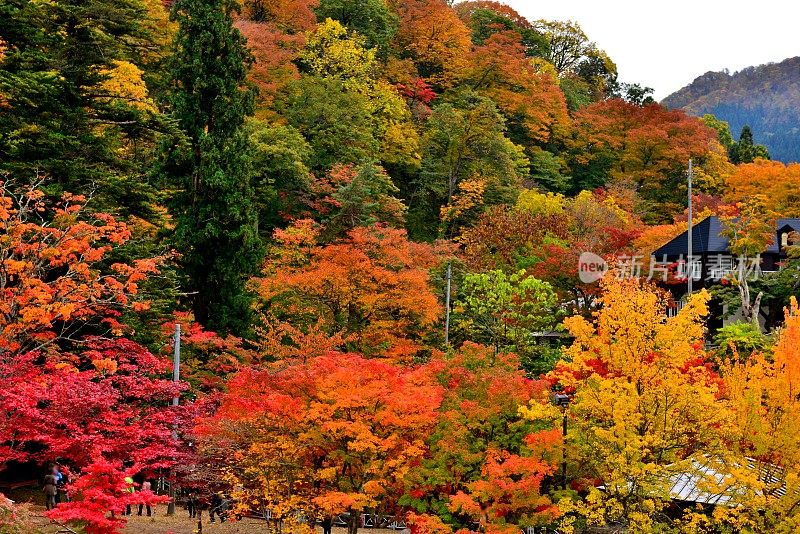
314,0,398,53
730,125,770,163
247,119,313,231
452,270,560,370
713,322,771,358
413,92,528,238
290,20,419,171
529,148,570,193
534,19,617,98
163,0,262,335
559,76,593,112
615,82,655,106
457,5,549,58
703,113,735,151
317,162,406,239
284,76,380,171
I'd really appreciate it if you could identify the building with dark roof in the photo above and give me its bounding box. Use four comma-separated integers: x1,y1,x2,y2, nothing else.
654,217,800,258
652,216,800,330
653,216,800,286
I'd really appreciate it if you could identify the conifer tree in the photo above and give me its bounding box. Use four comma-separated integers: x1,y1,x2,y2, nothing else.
164,0,262,335
730,125,770,163
0,0,170,216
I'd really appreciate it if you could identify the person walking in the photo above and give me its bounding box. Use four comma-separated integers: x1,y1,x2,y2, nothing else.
43,472,58,510
187,491,197,519
124,476,135,516
137,480,152,517
53,465,69,503
322,515,333,534
209,492,227,523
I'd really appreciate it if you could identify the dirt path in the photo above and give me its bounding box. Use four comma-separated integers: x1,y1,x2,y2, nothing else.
123,514,270,533
122,516,403,534
21,501,404,534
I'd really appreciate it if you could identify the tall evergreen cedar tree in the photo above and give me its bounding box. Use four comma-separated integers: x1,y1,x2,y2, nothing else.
163,0,263,335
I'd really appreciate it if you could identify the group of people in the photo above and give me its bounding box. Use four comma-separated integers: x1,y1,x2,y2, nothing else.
42,464,68,510
124,477,154,517
43,465,233,524
185,491,232,523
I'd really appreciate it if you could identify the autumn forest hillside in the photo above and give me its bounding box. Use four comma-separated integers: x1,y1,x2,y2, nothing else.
663,56,800,163
2,0,800,533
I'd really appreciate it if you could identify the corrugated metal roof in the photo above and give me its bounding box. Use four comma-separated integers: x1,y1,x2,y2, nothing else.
665,456,788,506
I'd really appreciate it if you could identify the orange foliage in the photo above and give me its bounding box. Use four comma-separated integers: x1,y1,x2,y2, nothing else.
570,100,716,193
449,448,559,533
199,353,444,527
465,31,569,144
724,159,800,217
240,0,318,33
0,182,162,355
252,221,452,361
419,343,561,532
389,0,472,88
236,20,304,115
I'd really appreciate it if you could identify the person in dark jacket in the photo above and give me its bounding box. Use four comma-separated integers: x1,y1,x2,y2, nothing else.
321,516,333,534
209,492,226,523
186,491,197,518
43,473,58,510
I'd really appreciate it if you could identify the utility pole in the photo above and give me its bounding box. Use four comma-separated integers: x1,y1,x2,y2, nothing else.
167,324,180,516
554,394,570,489
687,160,694,296
172,323,181,407
444,263,452,346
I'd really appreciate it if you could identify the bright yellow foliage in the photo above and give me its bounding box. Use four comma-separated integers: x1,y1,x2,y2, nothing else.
714,298,800,531
515,190,566,217
300,19,420,167
98,61,156,112
543,278,731,532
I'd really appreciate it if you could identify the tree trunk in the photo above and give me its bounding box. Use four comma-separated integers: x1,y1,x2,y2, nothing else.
751,291,764,326
348,511,360,534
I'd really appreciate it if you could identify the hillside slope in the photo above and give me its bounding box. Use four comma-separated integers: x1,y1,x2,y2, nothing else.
662,57,800,163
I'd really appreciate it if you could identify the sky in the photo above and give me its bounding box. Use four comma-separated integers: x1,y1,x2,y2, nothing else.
504,0,800,100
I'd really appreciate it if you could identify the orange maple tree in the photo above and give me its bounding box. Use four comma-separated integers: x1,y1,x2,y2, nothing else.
464,31,569,145
404,343,561,534
240,0,318,32
724,159,800,217
252,220,451,361
236,20,305,115
389,0,472,88
198,352,444,534
0,180,161,355
715,298,800,530
568,100,716,215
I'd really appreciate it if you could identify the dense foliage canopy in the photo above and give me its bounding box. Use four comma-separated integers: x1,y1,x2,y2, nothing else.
1,0,799,533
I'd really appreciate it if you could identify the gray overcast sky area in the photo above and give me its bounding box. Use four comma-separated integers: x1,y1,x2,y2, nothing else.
502,0,800,100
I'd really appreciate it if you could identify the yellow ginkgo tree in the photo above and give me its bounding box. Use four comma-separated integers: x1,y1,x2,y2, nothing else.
533,278,732,533
708,298,800,532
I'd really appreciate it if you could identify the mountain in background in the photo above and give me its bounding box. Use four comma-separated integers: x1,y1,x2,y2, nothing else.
662,57,800,163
